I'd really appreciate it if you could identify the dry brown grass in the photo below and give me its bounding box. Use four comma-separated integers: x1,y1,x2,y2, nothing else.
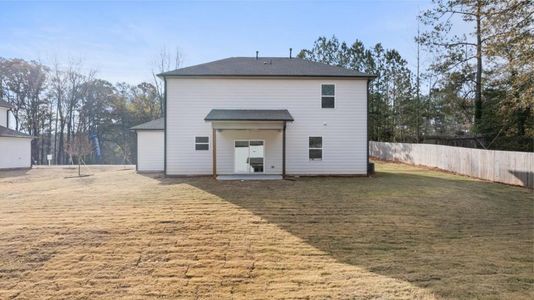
0,162,532,299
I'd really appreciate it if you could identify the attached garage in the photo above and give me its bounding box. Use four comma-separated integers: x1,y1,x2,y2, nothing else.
131,118,164,172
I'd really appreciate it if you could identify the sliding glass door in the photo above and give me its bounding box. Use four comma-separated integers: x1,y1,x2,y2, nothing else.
234,140,264,174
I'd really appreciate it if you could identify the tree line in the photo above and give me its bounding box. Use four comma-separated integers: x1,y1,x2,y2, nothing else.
0,58,163,165
299,0,533,151
1,0,531,167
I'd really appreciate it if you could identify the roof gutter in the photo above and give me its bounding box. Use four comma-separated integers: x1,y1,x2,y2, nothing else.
130,128,164,132
204,118,294,122
158,74,377,80
0,104,14,110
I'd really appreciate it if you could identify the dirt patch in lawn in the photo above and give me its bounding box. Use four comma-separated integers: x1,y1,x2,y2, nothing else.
0,162,532,299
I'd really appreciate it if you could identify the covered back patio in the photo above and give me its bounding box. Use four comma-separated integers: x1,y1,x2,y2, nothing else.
204,109,294,180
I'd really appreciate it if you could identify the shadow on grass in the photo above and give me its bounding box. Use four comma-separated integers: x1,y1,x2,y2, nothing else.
509,170,534,189
142,169,534,298
64,174,92,179
0,168,31,178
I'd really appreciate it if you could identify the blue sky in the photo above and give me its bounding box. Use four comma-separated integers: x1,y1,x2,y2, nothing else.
0,0,432,84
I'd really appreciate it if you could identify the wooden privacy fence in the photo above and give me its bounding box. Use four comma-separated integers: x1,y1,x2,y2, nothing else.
369,141,534,189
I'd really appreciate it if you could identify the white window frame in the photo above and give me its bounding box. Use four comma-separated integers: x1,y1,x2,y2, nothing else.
321,84,335,109
308,136,323,161
195,136,210,151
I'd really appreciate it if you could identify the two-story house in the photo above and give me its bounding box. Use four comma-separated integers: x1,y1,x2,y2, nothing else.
132,57,374,179
0,100,32,169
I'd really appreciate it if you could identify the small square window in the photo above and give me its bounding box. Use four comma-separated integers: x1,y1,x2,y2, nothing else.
195,136,209,150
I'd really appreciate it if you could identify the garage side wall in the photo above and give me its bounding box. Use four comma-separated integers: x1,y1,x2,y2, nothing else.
0,137,31,169
137,130,164,172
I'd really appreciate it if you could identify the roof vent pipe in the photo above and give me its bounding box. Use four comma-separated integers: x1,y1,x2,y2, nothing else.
256,51,259,60
289,48,292,59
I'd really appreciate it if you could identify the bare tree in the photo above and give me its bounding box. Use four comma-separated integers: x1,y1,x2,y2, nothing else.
50,60,68,164
64,62,96,164
49,59,95,164
65,132,92,176
2,55,180,166
152,47,182,115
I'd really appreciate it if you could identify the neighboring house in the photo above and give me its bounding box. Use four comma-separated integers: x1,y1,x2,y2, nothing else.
0,100,33,169
132,56,374,179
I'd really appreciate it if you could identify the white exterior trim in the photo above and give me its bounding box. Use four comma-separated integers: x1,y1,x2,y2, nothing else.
212,121,284,130
308,136,323,161
194,136,210,151
320,83,336,109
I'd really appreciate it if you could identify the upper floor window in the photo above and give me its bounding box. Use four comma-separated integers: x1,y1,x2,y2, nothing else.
321,84,335,108
195,136,209,150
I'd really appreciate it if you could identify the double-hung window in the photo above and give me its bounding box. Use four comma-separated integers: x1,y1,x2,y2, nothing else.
321,84,335,108
309,137,323,160
195,136,209,150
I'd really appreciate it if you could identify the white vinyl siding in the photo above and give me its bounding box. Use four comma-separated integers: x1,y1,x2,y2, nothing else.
0,137,32,169
166,78,367,175
137,130,164,172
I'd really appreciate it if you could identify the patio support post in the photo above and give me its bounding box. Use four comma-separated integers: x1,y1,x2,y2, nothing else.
282,121,286,177
212,127,217,178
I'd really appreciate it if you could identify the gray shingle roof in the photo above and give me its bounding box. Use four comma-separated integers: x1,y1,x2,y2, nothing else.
0,125,33,138
0,100,13,109
205,109,294,121
131,118,164,131
159,57,375,78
